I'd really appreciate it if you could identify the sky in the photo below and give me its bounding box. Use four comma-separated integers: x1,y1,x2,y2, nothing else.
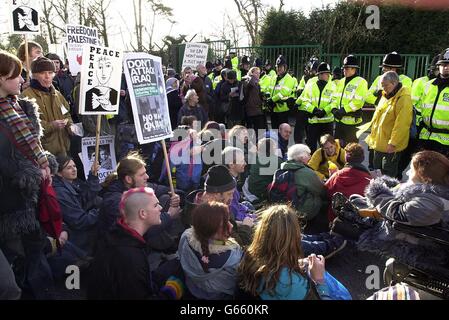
0,0,339,51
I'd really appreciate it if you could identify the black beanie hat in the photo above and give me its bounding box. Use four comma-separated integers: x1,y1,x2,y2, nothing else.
204,165,236,193
31,57,56,74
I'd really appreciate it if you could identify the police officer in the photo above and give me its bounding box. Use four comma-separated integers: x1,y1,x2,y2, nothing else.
211,59,223,90
396,54,440,179
240,55,251,78
294,57,320,143
267,55,296,130
331,55,368,145
366,52,413,105
417,49,449,157
301,62,335,153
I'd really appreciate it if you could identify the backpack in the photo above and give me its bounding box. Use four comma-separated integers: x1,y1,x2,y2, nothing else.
267,168,299,207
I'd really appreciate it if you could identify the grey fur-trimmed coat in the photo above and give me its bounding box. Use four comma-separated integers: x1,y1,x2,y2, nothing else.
356,176,449,272
0,97,44,241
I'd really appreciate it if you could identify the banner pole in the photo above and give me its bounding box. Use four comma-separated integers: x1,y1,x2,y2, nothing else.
161,139,175,195
24,34,30,82
94,115,102,176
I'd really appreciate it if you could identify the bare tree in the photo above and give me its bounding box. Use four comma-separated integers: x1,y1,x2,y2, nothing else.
146,0,175,52
232,0,266,46
211,10,244,48
40,0,71,44
89,0,112,46
132,0,144,51
279,0,285,11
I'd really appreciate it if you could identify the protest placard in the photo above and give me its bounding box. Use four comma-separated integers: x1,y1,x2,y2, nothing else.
79,44,123,115
81,135,116,183
66,24,100,76
10,0,39,34
181,42,209,71
123,52,173,144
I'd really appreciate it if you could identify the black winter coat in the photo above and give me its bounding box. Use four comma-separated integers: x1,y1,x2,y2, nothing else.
87,220,157,299
0,98,43,241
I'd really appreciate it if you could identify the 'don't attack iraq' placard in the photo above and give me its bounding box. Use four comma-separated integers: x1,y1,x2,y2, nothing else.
66,24,100,76
123,52,173,144
10,0,40,34
79,44,123,115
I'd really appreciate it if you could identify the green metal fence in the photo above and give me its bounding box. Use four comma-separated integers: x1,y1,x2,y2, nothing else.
229,45,322,79
322,53,430,84
170,42,430,83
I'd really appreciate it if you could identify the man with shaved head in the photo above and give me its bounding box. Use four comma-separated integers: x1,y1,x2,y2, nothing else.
88,187,181,299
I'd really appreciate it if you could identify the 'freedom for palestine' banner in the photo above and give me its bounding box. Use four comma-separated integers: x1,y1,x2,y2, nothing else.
123,52,173,144
66,24,100,76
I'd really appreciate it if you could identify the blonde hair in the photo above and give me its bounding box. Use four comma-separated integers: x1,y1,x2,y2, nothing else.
248,67,260,77
238,205,304,296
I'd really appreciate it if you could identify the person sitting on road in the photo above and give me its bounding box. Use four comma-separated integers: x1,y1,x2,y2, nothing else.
308,134,346,181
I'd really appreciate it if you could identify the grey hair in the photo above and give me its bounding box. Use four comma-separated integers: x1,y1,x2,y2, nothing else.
381,71,399,85
185,89,197,101
287,144,311,161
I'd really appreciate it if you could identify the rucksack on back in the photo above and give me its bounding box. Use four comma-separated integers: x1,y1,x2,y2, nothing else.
267,168,299,206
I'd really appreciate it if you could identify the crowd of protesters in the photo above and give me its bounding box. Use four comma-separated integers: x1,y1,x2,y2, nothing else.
2,42,449,301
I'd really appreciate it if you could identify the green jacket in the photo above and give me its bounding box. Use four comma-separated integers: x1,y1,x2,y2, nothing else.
21,86,73,156
281,160,327,220
248,155,283,200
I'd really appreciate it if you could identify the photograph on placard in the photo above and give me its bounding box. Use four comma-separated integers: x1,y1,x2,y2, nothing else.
123,52,173,144
81,135,116,183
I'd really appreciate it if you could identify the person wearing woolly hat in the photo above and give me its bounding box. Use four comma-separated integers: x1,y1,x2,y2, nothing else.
45,52,75,107
21,56,73,156
183,165,254,246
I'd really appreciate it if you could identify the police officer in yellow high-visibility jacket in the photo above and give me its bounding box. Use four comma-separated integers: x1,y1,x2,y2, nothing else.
396,55,440,180
294,59,319,143
411,55,440,116
266,55,296,130
259,59,277,96
330,55,368,144
417,49,449,157
365,52,413,105
301,63,335,153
